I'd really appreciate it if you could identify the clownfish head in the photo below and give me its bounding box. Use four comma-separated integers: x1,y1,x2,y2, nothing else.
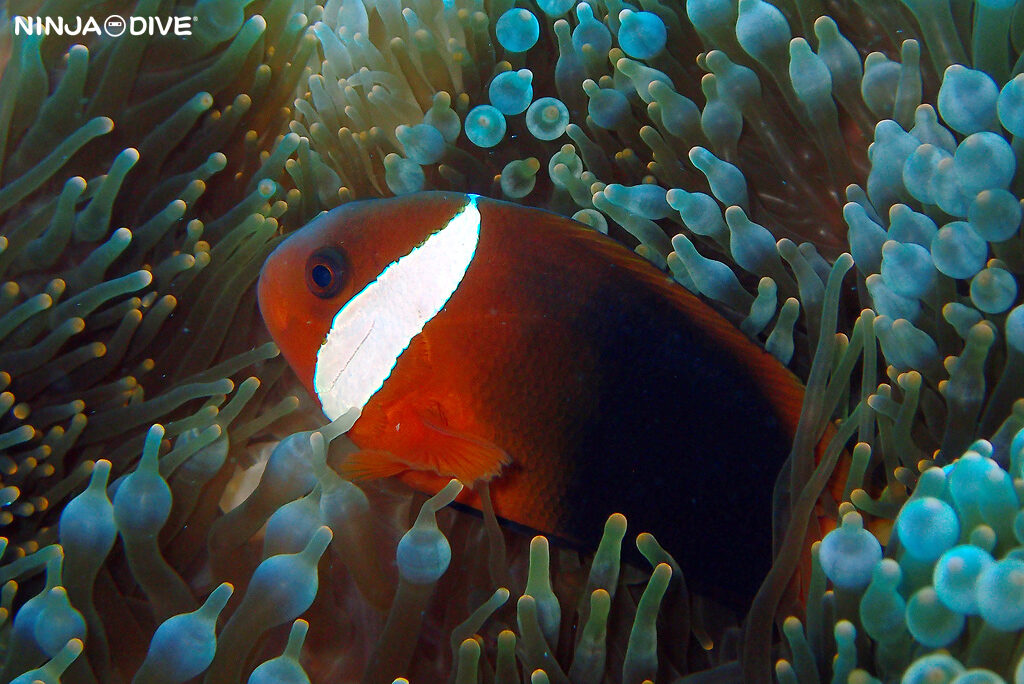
258,192,482,419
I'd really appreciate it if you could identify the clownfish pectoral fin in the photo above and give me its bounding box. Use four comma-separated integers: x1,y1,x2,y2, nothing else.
415,412,512,484
339,450,413,480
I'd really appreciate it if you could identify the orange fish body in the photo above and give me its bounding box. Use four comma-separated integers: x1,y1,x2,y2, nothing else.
259,191,812,606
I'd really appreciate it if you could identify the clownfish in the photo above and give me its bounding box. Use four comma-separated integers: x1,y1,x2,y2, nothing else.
258,191,816,606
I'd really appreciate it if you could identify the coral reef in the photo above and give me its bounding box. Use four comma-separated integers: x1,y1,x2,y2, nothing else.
4,0,1024,681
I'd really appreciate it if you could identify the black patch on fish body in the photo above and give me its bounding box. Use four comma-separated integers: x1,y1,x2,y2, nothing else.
555,266,790,609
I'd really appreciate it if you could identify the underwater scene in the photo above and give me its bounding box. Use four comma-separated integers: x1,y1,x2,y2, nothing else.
5,0,1024,681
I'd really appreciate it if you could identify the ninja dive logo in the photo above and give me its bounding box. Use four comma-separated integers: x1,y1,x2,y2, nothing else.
13,14,194,36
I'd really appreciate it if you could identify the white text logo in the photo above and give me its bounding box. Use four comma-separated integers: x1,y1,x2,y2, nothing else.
13,15,194,36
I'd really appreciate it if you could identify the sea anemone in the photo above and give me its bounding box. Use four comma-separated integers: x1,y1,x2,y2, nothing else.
5,0,1024,681
287,2,1024,678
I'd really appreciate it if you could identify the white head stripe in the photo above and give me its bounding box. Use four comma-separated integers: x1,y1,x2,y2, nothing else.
314,196,481,420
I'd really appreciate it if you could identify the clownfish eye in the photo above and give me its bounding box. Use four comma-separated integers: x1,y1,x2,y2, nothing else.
305,247,347,298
